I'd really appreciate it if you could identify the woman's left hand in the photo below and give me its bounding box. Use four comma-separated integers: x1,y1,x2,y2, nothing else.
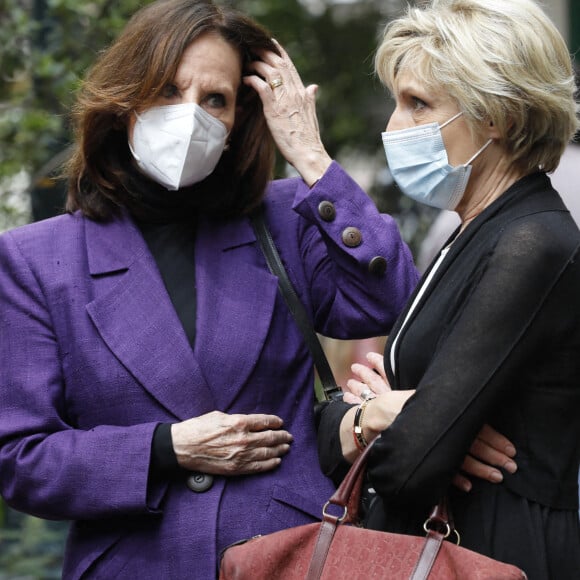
243,40,332,186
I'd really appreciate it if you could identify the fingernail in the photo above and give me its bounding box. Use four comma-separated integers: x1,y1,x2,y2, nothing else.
490,470,503,483
462,481,472,492
505,444,516,456
503,460,517,474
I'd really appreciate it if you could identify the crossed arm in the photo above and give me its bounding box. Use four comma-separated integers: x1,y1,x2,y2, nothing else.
340,352,517,492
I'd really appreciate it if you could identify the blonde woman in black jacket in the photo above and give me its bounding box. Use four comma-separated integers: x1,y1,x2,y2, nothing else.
317,1,580,578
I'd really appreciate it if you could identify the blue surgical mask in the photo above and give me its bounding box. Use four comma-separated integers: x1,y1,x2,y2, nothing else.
381,112,491,210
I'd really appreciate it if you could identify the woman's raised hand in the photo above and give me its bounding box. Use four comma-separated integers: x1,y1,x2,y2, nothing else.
243,40,332,187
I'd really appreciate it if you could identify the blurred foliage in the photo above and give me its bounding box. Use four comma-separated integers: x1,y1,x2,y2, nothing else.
0,511,66,580
0,0,146,229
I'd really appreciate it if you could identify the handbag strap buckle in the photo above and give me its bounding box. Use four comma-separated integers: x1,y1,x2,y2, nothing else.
322,501,348,523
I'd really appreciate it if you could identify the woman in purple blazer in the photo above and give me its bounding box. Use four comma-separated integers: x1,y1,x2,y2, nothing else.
0,1,515,578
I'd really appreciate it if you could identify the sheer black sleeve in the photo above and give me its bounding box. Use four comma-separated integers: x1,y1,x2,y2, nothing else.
366,215,580,506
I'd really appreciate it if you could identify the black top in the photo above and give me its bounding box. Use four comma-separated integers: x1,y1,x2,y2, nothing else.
317,173,580,579
138,221,197,348
131,172,199,476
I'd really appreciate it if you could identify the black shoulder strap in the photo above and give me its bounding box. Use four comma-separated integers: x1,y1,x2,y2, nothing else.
250,207,343,402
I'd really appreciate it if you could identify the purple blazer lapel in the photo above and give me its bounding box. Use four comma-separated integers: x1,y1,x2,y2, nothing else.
194,216,279,410
84,213,215,420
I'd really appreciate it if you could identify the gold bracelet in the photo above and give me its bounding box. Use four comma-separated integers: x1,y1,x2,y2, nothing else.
352,421,365,451
353,398,373,450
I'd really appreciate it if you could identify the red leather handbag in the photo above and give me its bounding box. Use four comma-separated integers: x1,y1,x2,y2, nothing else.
219,441,527,580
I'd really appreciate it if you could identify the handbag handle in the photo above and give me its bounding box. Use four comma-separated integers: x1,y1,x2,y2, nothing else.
305,440,377,580
250,206,343,402
306,437,452,580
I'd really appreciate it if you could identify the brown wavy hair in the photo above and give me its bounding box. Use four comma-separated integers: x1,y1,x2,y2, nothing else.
65,0,278,220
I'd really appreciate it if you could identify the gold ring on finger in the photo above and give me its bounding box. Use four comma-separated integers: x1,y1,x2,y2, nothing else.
269,77,284,90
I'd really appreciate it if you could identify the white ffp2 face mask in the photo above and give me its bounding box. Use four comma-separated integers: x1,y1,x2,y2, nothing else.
129,102,228,191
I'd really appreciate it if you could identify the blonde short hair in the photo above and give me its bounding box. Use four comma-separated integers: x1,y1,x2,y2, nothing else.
375,0,579,173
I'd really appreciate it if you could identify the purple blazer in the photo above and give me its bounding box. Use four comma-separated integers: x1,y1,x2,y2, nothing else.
0,162,418,579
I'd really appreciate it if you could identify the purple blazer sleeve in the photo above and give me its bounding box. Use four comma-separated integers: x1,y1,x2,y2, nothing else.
267,160,419,338
0,230,166,520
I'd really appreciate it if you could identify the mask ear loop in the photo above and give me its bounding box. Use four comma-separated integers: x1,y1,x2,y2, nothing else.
440,111,493,167
439,111,464,130
463,138,493,167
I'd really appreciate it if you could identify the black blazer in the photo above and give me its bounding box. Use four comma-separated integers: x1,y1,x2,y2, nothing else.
318,173,580,578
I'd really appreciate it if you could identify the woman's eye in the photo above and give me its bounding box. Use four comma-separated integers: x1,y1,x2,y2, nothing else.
160,84,179,99
411,96,427,110
205,93,226,109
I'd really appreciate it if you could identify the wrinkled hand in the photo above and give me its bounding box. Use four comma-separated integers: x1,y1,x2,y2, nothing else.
171,411,292,476
243,40,332,186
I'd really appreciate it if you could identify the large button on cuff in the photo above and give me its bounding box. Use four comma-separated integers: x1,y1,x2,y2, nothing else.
318,201,336,222
186,472,214,493
341,227,362,248
369,256,388,276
